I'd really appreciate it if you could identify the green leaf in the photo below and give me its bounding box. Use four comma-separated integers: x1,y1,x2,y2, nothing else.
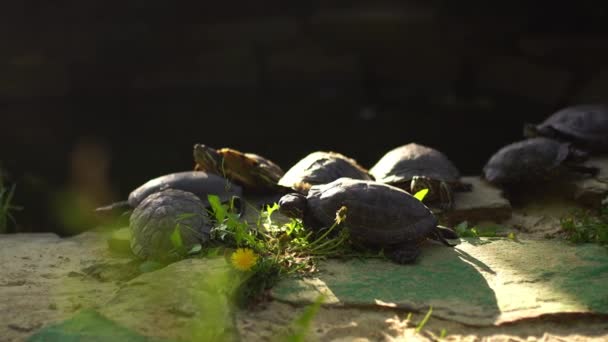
207,194,227,222
170,225,183,249
188,244,203,255
265,202,279,217
413,188,429,202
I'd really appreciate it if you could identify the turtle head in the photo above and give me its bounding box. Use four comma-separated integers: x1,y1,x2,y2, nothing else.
410,176,453,210
278,193,307,219
193,144,223,175
566,145,590,163
523,123,540,138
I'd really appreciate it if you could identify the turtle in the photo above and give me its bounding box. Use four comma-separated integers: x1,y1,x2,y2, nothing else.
277,151,373,194
369,143,472,211
523,104,608,152
95,170,243,215
130,188,212,261
278,177,459,264
482,137,599,186
193,144,285,194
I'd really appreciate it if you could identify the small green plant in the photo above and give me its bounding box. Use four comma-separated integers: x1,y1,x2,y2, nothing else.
560,204,608,245
414,305,433,333
0,170,22,233
277,295,325,342
453,221,513,239
204,195,352,306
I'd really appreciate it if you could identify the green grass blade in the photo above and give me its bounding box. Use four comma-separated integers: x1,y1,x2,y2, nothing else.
280,295,324,342
170,225,183,249
415,306,433,333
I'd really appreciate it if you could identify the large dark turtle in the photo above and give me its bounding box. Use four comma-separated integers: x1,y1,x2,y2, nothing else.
193,144,285,194
277,151,373,194
278,178,458,264
524,104,608,152
483,137,599,186
95,171,242,214
369,143,471,210
130,188,212,261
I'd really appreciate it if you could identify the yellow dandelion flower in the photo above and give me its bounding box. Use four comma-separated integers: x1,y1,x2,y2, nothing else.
231,248,258,271
335,206,347,224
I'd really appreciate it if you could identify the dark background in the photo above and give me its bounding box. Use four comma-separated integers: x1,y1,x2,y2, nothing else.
1,1,607,233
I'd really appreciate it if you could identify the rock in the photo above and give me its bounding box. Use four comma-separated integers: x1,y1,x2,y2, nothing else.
572,156,608,208
440,176,512,226
98,258,242,342
271,238,608,325
26,309,158,342
0,232,127,342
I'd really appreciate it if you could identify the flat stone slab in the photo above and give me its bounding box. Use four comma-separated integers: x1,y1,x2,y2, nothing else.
98,257,241,342
271,238,608,326
440,176,512,225
573,156,608,208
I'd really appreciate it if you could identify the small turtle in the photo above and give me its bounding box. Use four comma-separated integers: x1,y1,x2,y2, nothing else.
483,137,599,186
369,143,471,210
278,178,458,264
95,171,242,214
524,104,608,152
193,144,285,194
277,151,373,194
130,188,211,261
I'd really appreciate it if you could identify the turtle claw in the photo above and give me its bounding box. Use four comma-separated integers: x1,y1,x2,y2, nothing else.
388,246,420,264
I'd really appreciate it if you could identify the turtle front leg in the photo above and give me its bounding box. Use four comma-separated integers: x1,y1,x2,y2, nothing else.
387,243,421,264
438,181,454,211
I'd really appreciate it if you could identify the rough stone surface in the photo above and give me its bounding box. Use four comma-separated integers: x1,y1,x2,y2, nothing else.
271,238,608,326
572,156,608,208
440,176,512,225
0,232,130,342
97,258,241,342
3,226,608,341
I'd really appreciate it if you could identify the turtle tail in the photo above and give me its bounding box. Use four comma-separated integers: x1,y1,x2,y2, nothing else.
95,200,130,212
430,225,459,247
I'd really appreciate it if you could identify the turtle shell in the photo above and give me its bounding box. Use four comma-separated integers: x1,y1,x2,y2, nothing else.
369,143,461,185
534,104,608,150
305,178,438,248
193,144,285,193
482,137,571,185
128,171,242,208
130,189,211,261
278,151,372,193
